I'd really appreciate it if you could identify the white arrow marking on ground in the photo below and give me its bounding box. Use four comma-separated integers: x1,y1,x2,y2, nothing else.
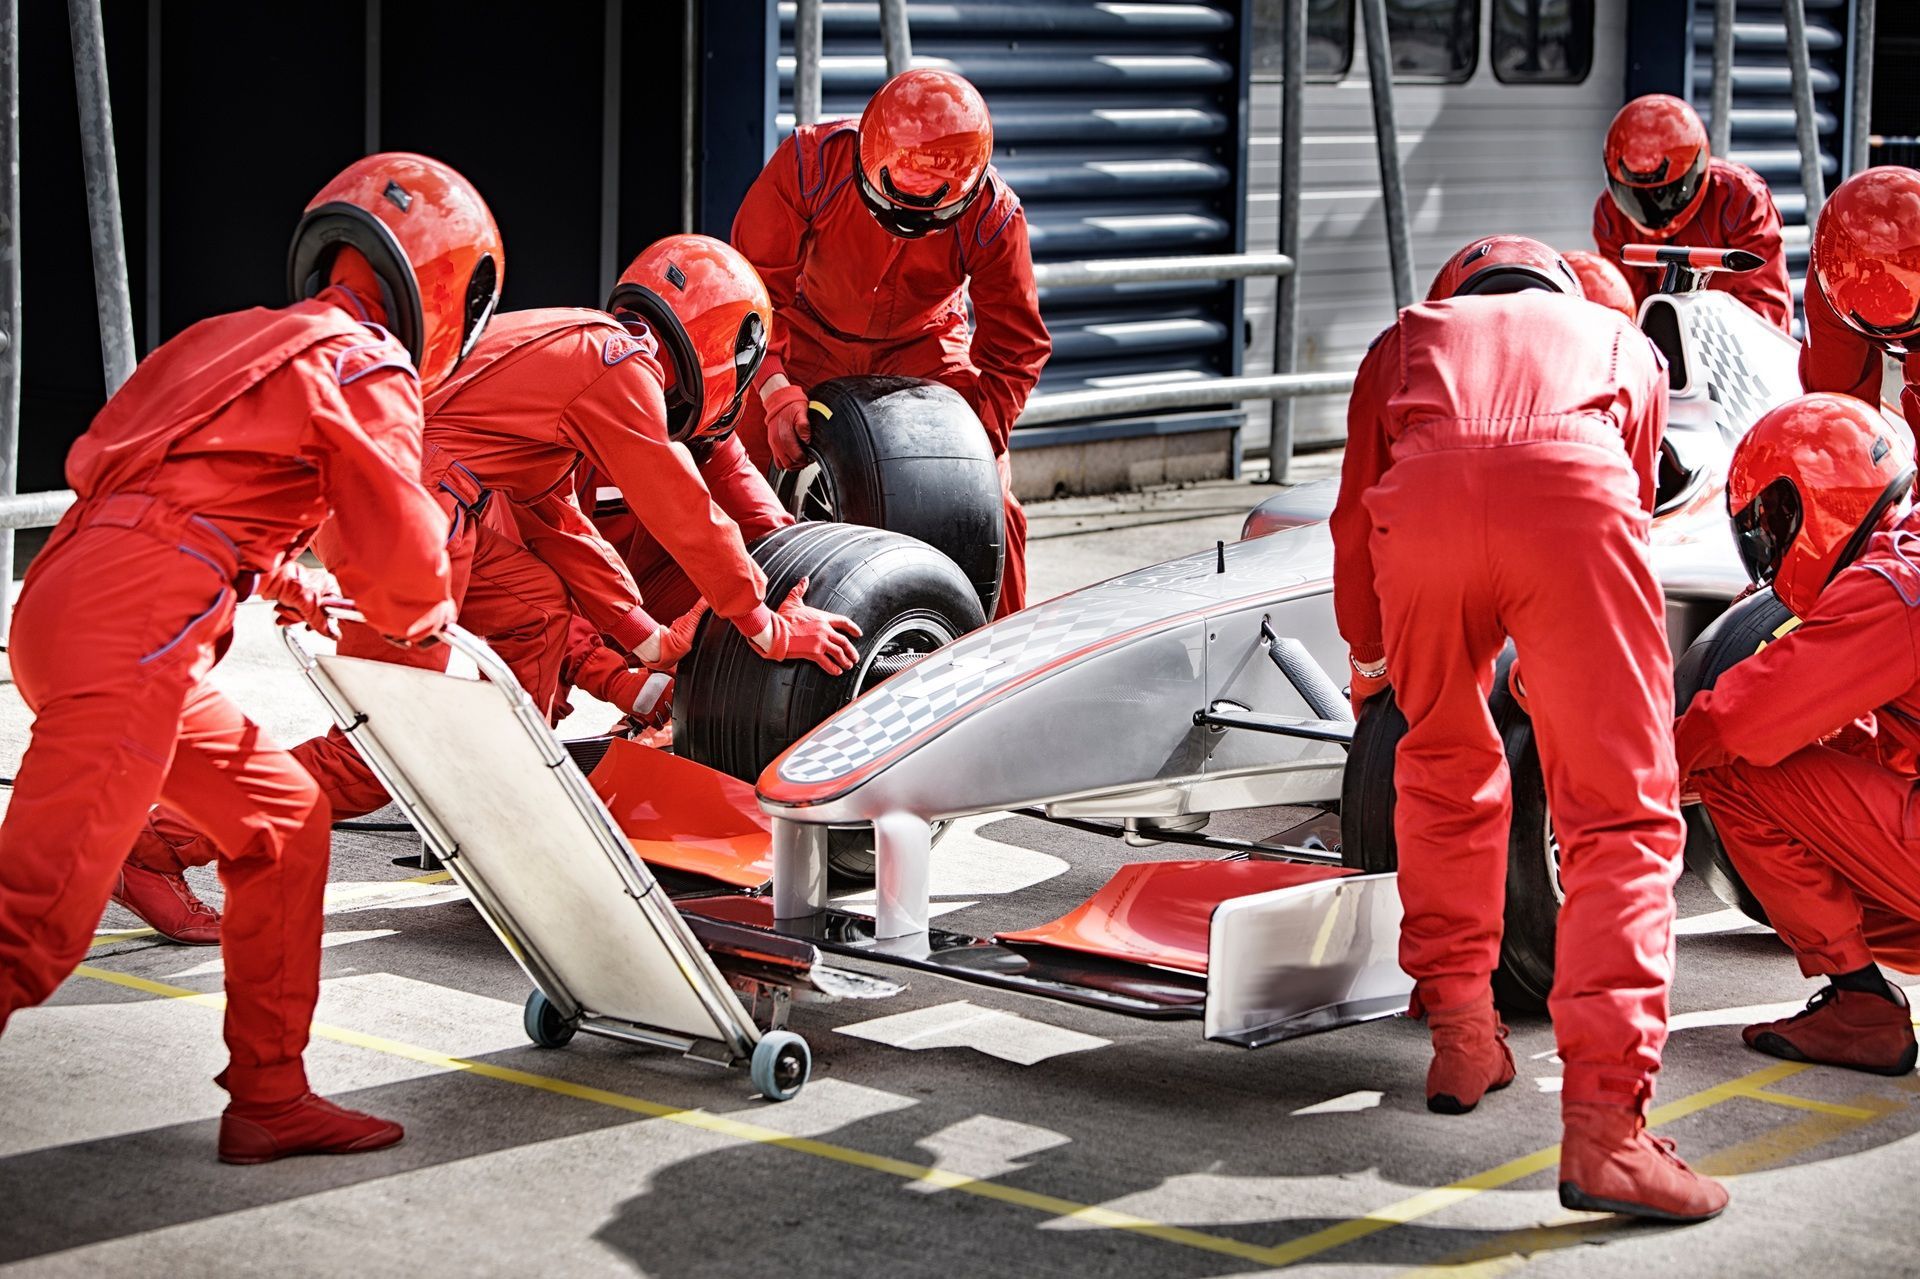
908,1115,1073,1193
836,1000,1108,1065
164,929,398,979
1289,1090,1384,1116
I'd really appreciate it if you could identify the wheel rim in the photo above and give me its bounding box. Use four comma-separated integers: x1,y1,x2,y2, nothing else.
1543,814,1565,905
785,458,840,524
851,612,958,696
774,1046,806,1092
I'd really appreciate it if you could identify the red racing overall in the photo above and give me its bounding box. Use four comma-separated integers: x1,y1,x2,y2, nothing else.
1593,158,1793,333
1800,277,1920,441
1333,293,1681,1110
0,290,452,1105
1678,516,1920,976
731,122,1051,617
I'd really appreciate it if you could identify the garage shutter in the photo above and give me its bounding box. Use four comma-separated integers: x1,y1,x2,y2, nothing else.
775,1,1253,444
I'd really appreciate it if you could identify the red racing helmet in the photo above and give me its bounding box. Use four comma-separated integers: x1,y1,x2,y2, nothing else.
607,234,771,443
1426,235,1583,301
857,69,994,239
1726,393,1915,616
1563,249,1636,319
1811,166,1920,344
288,153,503,392
1604,95,1712,238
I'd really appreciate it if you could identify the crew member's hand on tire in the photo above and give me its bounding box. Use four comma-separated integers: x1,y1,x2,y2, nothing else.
762,376,813,470
1349,653,1389,720
634,602,709,672
749,577,863,674
263,563,342,638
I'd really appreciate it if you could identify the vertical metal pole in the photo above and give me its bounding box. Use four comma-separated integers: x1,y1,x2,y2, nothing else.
1848,0,1876,175
681,0,698,231
68,0,136,394
364,0,381,154
878,0,912,77
1784,0,1826,227
143,0,159,352
1358,0,1414,309
599,0,622,288
0,0,18,640
1271,0,1305,483
1709,0,1735,157
794,0,822,126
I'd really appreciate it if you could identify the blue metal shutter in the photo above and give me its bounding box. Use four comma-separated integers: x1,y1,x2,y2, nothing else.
1688,0,1851,314
775,2,1253,445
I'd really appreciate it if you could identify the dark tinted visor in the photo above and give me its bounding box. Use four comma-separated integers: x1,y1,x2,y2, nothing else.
706,311,767,437
1607,148,1709,231
856,165,978,239
1731,477,1803,586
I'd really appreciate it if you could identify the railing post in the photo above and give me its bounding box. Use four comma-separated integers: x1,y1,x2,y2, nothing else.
67,0,135,395
794,0,823,126
1848,0,1876,175
1783,0,1826,228
682,0,699,230
878,0,912,77
1271,0,1306,483
1709,0,1734,157
0,0,17,644
1358,0,1414,310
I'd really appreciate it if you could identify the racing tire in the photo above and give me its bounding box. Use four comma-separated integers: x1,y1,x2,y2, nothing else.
1339,648,1557,1014
674,521,984,882
1673,590,1795,925
771,375,1006,617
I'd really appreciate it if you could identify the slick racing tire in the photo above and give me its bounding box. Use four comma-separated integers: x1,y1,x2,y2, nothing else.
674,521,985,882
1340,648,1557,1014
1673,590,1795,925
772,375,1006,617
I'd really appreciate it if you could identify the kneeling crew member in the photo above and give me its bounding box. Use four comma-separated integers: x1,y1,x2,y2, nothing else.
1677,392,1920,1076
1594,94,1790,332
0,153,500,1164
1799,166,1920,440
731,68,1050,618
120,236,859,937
1334,235,1725,1222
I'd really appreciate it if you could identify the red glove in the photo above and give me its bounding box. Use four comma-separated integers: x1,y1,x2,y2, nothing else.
627,671,674,729
763,379,813,471
635,603,709,672
262,562,342,639
748,577,862,674
1348,653,1389,720
1507,659,1532,717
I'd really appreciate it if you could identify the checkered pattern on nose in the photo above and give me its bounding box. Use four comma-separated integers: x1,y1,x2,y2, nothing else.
1686,298,1801,429
776,583,1193,786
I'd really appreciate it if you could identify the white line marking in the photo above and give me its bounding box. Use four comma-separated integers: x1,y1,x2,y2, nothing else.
835,1000,1109,1066
1290,1090,1384,1116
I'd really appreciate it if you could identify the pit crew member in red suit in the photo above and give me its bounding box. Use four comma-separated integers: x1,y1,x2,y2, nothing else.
1593,94,1791,333
1333,236,1725,1222
120,237,858,935
1799,166,1920,439
1565,249,1637,320
730,68,1051,619
1677,392,1920,1076
0,153,500,1164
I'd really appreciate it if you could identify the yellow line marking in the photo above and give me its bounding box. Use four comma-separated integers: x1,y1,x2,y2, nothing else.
1400,1085,1910,1276
1738,1087,1881,1121
57,958,1907,1273
88,871,454,950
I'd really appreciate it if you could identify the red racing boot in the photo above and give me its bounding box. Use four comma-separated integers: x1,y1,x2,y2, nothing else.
1743,984,1918,1076
110,864,221,945
1424,989,1516,1114
219,1092,406,1165
1559,1102,1728,1222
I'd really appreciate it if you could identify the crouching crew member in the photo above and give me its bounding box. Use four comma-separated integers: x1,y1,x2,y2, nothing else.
1799,166,1920,439
1677,393,1920,1076
1334,236,1726,1221
0,154,500,1163
730,68,1051,618
116,235,862,939
1594,94,1791,332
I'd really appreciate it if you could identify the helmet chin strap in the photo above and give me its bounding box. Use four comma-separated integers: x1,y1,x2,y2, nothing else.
1827,469,1918,590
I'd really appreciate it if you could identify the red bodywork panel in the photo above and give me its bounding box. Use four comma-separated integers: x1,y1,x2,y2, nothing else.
587,738,773,888
996,860,1357,975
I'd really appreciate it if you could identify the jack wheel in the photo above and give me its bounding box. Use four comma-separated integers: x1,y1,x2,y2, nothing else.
523,989,578,1049
750,1030,811,1101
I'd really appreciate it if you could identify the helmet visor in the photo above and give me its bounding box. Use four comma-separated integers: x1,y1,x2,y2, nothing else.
1731,477,1804,587
707,311,767,436
857,164,979,239
1607,148,1709,232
